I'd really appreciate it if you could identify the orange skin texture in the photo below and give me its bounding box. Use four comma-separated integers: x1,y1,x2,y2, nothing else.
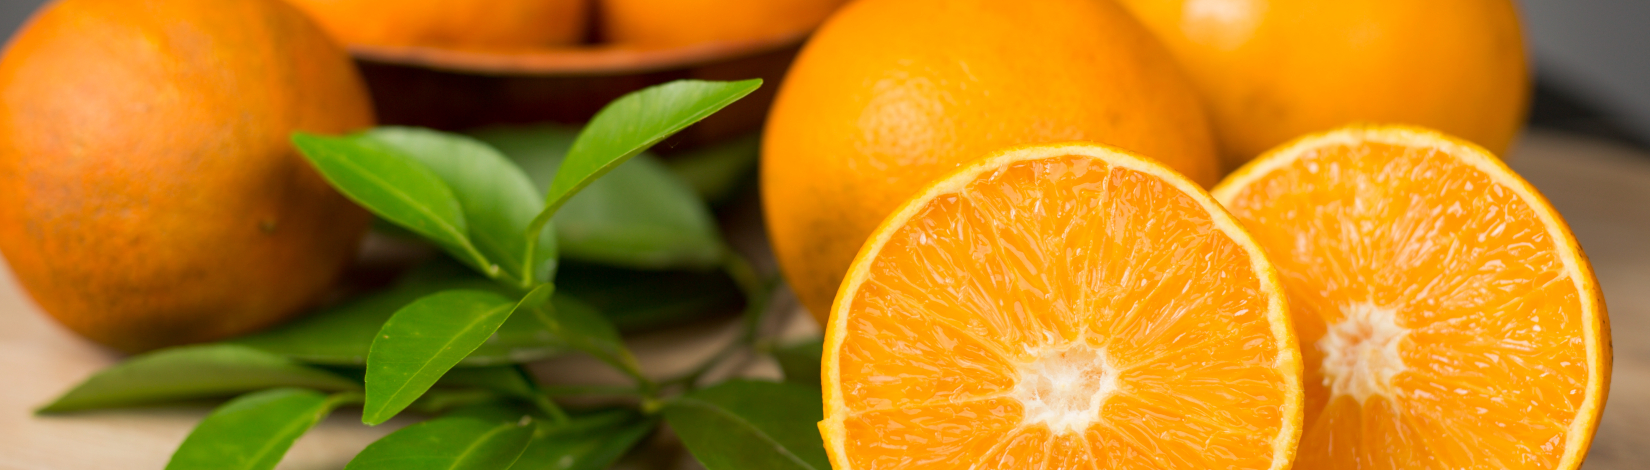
1117,0,1529,167
763,0,1220,323
285,0,588,49
0,0,375,352
601,0,850,47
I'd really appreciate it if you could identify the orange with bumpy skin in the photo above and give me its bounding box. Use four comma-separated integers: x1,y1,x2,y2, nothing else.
0,0,374,352
1213,125,1610,469
600,0,848,47
286,0,588,49
1117,0,1529,167
764,0,1220,323
822,142,1301,469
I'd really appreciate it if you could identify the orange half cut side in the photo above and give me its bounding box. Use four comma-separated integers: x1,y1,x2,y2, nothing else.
821,142,1303,470
1212,125,1611,470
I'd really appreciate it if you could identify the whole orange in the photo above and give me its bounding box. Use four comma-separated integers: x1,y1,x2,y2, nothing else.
285,0,588,49
0,0,375,352
1117,0,1529,167
600,0,848,47
763,0,1220,323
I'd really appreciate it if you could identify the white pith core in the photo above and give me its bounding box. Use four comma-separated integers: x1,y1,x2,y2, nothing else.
1011,343,1118,435
1319,302,1410,403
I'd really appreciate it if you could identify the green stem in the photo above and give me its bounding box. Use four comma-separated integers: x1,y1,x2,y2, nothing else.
721,249,769,340
512,364,570,424
526,306,658,394
520,188,580,290
529,394,571,424
661,249,774,389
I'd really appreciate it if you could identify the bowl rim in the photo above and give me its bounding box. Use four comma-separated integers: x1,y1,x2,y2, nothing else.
349,31,809,77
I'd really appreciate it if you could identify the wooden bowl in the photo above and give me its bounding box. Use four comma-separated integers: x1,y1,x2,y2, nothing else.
350,33,807,147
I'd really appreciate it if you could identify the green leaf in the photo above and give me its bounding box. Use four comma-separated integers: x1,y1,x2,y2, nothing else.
346,403,537,470
520,79,762,277
772,338,825,388
664,380,830,470
545,79,762,213
473,125,726,269
467,125,579,194
665,133,762,204
231,268,566,367
508,410,655,470
165,388,353,470
37,345,359,413
554,153,725,268
554,261,742,332
363,286,552,425
292,132,489,273
366,128,556,283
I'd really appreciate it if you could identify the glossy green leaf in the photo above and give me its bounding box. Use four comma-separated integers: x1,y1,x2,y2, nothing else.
231,269,566,367
520,80,761,276
165,388,353,470
363,286,552,425
346,403,537,470
664,380,830,470
554,261,742,332
467,125,579,193
366,128,556,283
771,338,824,388
544,79,762,212
554,153,725,268
37,345,359,413
291,132,488,273
508,410,655,470
665,133,761,204
473,125,725,269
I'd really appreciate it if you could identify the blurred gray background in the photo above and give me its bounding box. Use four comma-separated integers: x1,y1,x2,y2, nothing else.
1,0,1646,146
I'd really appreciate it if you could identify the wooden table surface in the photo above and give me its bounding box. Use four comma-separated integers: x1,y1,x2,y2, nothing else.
0,130,1646,469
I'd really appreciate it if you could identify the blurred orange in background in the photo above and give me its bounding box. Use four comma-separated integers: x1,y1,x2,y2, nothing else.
1118,0,1529,167
600,0,849,47
0,0,374,352
284,0,589,49
763,0,1220,323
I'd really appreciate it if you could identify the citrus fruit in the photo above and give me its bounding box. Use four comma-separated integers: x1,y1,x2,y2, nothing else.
1212,125,1610,469
0,0,375,352
285,0,588,49
599,0,848,47
821,142,1302,469
764,0,1221,323
1117,0,1528,168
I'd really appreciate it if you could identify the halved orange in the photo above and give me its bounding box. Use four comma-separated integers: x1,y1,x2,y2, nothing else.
820,143,1303,469
1212,125,1611,469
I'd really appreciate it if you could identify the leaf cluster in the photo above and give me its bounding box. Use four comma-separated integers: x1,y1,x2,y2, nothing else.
39,79,831,470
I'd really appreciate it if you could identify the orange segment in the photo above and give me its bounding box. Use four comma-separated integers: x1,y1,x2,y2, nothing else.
822,143,1302,470
1212,125,1611,470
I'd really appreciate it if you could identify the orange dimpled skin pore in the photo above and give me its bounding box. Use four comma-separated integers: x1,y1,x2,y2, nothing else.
763,0,1221,323
0,0,375,352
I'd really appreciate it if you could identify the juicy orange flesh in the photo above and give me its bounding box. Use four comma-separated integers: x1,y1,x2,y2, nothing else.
835,155,1290,469
1221,142,1587,469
